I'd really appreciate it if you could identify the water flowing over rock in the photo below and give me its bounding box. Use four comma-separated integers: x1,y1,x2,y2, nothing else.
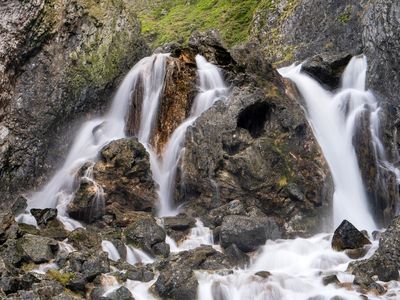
177,34,332,236
0,0,149,207
349,216,400,282
67,138,157,223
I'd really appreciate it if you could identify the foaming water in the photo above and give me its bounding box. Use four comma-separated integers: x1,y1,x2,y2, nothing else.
146,55,229,216
279,56,376,230
197,234,380,300
19,54,168,229
101,241,121,262
167,219,217,252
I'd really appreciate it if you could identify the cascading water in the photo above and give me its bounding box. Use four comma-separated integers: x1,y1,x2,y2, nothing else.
18,54,168,229
196,56,393,300
144,55,229,216
279,55,377,231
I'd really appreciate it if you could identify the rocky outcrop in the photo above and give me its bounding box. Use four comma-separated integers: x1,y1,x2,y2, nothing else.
67,138,157,223
126,49,198,154
331,220,371,251
176,34,332,237
0,0,149,206
152,246,231,300
348,216,400,282
250,0,365,65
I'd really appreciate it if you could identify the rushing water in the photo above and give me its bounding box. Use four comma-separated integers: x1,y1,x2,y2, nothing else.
16,51,398,299
18,54,169,230
147,55,229,216
279,56,377,231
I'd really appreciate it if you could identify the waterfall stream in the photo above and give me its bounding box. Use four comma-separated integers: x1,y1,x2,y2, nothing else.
16,52,399,299
279,56,377,231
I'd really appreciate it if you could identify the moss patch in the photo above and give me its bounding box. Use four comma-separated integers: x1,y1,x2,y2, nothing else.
133,0,263,48
47,269,76,286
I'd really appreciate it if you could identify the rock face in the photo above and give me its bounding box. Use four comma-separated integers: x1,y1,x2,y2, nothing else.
249,0,400,226
331,220,371,251
0,0,149,206
67,138,158,223
176,33,332,236
348,216,400,282
126,48,198,154
250,0,365,65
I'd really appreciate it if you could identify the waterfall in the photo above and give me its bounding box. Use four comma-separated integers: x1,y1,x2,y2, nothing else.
145,55,229,216
21,54,168,228
279,55,377,231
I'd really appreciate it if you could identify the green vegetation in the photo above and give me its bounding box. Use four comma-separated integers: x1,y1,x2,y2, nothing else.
337,5,352,24
133,0,263,48
47,269,76,285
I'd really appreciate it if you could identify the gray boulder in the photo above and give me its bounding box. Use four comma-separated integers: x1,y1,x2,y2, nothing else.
18,234,58,264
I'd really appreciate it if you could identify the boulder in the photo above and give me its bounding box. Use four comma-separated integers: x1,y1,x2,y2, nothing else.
153,246,231,300
18,234,58,264
67,228,102,251
124,216,166,256
348,216,400,282
68,138,158,223
30,209,58,226
219,215,268,252
331,220,371,251
105,286,134,300
301,53,352,89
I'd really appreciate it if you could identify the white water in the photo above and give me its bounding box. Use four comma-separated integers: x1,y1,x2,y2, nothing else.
167,219,217,252
197,234,381,300
101,240,121,262
18,54,168,229
144,55,229,216
279,55,376,231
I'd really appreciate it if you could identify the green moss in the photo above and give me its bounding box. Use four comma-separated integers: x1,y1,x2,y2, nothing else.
337,5,353,24
47,269,76,286
67,0,141,92
133,0,262,48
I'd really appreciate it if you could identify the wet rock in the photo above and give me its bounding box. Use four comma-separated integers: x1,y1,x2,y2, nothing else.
219,215,267,252
163,214,196,242
331,220,371,251
64,251,110,282
353,274,386,295
301,53,352,89
177,33,332,237
208,200,246,226
124,216,166,255
125,267,154,282
68,138,157,223
322,275,340,286
163,214,196,231
0,0,149,208
30,208,57,226
344,246,370,259
150,51,197,154
224,244,250,268
153,246,231,300
0,209,16,244
189,30,235,67
254,271,271,279
152,242,170,258
348,216,400,282
67,228,101,251
65,274,87,293
18,234,58,264
105,286,134,300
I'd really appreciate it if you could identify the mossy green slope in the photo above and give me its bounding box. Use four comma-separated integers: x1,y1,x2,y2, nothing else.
133,0,262,48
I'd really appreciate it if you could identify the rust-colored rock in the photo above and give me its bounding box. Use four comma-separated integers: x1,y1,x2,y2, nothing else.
151,51,197,154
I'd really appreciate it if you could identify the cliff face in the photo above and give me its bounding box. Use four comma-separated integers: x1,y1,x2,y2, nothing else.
0,0,149,204
250,0,400,226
